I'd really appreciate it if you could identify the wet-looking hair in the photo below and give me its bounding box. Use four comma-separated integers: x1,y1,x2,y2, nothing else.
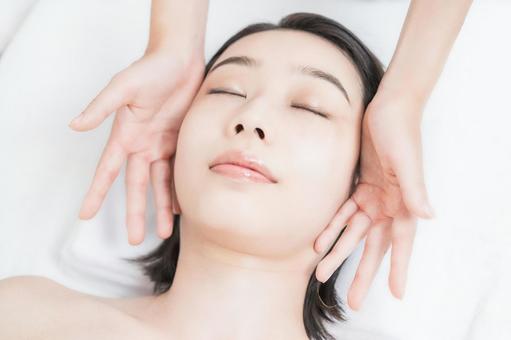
126,12,385,340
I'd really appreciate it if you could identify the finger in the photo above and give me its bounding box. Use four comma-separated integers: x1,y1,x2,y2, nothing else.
79,140,127,219
388,210,417,299
69,74,133,131
390,129,434,219
170,155,181,215
125,154,150,245
315,211,372,282
150,159,173,239
346,219,392,310
314,198,358,253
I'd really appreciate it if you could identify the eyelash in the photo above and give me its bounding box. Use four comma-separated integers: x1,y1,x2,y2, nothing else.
206,88,329,118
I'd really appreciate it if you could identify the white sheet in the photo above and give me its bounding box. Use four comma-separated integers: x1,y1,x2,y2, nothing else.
0,1,510,339
0,0,37,54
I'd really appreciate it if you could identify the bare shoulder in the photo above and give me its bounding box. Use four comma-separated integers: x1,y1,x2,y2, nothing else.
0,274,54,289
0,275,92,312
0,275,76,299
0,275,166,340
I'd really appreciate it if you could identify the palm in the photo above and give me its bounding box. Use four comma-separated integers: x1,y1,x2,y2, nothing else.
354,111,408,223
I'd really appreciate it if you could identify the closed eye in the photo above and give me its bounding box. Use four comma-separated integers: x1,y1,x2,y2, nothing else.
207,88,246,98
290,104,328,118
207,88,329,118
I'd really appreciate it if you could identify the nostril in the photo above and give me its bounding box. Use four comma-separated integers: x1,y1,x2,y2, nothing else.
255,127,264,139
235,124,243,133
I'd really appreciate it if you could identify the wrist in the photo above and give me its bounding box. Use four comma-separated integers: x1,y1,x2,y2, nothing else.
377,73,431,106
144,41,205,67
368,84,426,122
146,0,208,66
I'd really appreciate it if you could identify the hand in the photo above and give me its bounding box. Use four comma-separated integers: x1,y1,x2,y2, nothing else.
313,94,435,310
69,49,204,245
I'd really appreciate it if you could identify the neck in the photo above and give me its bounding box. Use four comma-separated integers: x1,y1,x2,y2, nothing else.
144,215,318,340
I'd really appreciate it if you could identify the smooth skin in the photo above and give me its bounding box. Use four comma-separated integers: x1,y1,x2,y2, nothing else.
69,0,473,310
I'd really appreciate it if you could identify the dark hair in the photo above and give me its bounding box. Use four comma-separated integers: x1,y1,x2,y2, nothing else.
126,12,384,340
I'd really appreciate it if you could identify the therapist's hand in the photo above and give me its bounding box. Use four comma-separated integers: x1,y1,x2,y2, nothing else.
68,49,204,244
314,92,435,310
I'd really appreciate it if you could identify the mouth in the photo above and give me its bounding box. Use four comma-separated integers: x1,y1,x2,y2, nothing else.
209,162,276,184
209,148,278,184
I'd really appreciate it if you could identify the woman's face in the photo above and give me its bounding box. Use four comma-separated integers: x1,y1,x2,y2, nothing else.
174,29,364,258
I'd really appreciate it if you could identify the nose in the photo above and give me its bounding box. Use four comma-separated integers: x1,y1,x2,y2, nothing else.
227,97,273,142
233,123,265,140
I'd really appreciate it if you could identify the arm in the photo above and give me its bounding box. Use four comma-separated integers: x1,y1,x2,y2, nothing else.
145,0,209,58
378,0,474,107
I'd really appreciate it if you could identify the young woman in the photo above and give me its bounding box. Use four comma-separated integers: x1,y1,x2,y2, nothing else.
0,12,384,340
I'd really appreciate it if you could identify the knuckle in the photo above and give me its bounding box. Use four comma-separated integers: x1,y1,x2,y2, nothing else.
104,168,118,183
110,73,135,96
392,225,413,239
126,178,147,190
351,212,372,228
365,232,382,248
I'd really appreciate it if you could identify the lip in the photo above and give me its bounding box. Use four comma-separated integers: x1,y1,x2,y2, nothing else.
209,149,277,184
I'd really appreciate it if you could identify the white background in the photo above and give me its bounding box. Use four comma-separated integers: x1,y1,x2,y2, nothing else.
0,1,510,339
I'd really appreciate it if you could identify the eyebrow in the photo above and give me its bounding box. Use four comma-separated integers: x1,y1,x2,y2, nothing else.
209,55,351,105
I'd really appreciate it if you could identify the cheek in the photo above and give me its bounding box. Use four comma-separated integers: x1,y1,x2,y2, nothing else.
289,127,356,190
173,107,218,212
278,131,358,241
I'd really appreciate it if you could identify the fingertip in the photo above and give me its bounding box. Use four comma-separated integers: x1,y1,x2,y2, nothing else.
314,239,324,254
315,268,326,283
128,233,144,245
422,201,435,219
390,277,405,300
69,111,104,132
348,296,361,311
68,121,92,132
68,121,82,131
128,222,146,245
158,223,172,239
78,199,98,219
78,207,93,220
394,287,404,300
317,267,333,284
69,112,86,126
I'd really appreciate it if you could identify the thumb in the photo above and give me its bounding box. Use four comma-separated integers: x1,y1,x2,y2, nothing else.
390,129,435,219
69,76,132,131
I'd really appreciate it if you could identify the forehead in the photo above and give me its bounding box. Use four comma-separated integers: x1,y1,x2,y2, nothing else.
211,29,363,108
